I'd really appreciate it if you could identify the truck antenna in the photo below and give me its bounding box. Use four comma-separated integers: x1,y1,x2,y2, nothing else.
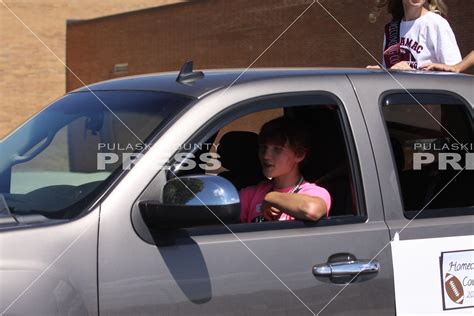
176,60,204,85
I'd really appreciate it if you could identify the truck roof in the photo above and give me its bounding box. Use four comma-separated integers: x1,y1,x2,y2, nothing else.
71,67,471,99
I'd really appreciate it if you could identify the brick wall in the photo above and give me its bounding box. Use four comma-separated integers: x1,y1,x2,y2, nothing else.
66,0,474,92
0,0,185,138
1,0,472,138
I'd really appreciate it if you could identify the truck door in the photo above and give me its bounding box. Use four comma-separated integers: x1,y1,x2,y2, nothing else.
350,73,474,314
97,76,395,315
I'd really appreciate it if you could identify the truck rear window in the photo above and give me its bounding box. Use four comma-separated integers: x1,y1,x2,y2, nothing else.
382,93,473,218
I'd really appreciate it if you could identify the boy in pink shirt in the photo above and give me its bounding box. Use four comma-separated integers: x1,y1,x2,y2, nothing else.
240,117,331,223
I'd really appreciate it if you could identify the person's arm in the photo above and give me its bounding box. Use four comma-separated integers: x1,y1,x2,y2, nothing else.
421,51,474,73
261,192,327,221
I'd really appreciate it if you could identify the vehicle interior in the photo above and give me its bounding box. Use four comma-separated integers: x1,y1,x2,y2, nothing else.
0,91,190,223
171,104,358,220
384,96,473,216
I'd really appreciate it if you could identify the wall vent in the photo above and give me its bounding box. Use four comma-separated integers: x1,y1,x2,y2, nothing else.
113,63,128,74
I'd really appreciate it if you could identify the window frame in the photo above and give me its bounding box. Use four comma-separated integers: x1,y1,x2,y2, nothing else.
0,90,196,228
132,91,368,243
380,90,474,219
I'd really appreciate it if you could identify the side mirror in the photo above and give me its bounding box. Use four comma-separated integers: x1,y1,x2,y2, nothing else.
139,175,241,229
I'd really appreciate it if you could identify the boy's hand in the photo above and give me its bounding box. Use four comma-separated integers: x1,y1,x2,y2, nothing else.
262,195,282,221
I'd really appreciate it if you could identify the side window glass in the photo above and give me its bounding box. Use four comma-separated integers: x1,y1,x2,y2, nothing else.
163,101,361,226
382,93,473,218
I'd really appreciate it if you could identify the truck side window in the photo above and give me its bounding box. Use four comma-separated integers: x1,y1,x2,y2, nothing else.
133,95,367,243
172,103,360,219
382,93,473,218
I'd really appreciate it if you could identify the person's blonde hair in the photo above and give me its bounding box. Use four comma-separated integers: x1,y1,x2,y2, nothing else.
426,0,448,16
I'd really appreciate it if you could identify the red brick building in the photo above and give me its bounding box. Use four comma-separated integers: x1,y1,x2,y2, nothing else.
66,0,474,91
0,0,183,139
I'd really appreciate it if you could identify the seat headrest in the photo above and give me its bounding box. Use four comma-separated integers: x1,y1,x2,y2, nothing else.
217,131,260,171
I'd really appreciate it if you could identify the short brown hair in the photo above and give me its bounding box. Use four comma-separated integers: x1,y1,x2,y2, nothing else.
258,116,310,158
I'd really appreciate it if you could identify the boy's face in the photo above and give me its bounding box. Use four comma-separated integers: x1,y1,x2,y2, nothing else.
258,141,305,179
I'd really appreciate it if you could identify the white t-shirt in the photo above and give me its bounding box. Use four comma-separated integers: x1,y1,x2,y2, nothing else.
383,11,462,69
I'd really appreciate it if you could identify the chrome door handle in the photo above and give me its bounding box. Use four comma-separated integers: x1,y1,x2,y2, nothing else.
313,253,379,284
313,260,379,277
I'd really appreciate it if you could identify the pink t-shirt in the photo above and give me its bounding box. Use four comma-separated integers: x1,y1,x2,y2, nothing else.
239,180,331,223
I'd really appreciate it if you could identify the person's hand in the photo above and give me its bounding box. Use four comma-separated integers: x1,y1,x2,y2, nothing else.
366,65,381,69
421,51,473,73
420,63,459,73
262,195,282,221
390,61,413,70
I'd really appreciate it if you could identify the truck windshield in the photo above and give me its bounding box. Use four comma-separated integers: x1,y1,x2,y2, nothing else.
0,91,193,220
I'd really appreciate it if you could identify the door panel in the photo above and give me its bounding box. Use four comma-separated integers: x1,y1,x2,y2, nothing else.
0,210,99,315
350,73,474,314
98,77,394,315
99,223,392,315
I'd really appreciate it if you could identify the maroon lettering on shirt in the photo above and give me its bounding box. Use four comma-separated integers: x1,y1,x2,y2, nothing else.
404,37,413,48
400,37,424,55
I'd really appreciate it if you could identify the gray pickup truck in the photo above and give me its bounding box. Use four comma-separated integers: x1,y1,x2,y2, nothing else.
0,66,473,315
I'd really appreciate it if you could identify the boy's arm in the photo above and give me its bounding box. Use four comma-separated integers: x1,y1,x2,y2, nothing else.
262,192,327,221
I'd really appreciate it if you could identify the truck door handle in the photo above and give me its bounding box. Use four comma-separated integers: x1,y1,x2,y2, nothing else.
313,260,379,276
312,253,379,284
